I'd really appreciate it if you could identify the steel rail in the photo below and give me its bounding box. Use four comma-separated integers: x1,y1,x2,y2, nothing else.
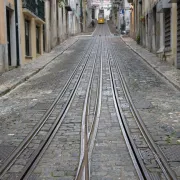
88,40,102,179
109,37,177,180
16,38,99,180
75,38,101,180
87,37,103,142
0,38,79,98
0,38,95,179
88,45,102,148
108,54,148,180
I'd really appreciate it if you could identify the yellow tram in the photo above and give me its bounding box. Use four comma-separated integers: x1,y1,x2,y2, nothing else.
98,9,105,24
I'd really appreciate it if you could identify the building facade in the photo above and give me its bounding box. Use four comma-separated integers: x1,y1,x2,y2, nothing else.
0,0,21,72
129,0,180,68
44,0,81,52
110,0,131,34
20,0,45,63
0,0,83,72
0,0,45,72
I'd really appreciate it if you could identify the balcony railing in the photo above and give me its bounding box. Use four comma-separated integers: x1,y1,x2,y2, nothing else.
22,0,45,20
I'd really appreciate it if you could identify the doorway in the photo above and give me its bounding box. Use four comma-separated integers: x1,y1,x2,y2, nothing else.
43,25,45,52
36,26,40,54
6,9,11,66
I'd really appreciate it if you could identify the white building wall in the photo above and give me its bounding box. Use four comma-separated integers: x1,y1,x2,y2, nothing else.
50,0,58,48
57,7,61,42
104,8,110,20
45,0,51,52
124,10,130,32
68,12,73,35
68,0,81,34
124,0,131,32
95,8,99,19
63,6,67,38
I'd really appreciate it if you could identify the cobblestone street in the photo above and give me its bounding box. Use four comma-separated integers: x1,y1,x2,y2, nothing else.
0,23,180,180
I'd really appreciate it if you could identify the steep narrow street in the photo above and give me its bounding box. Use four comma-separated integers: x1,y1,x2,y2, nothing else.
0,23,180,180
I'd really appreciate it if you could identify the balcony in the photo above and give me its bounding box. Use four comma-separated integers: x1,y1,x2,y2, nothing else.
22,0,45,21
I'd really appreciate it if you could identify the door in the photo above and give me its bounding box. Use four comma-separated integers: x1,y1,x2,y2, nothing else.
36,26,40,54
92,8,95,19
43,25,45,52
6,9,11,66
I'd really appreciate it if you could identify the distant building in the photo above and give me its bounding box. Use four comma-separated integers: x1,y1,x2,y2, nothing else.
91,0,111,21
111,0,131,34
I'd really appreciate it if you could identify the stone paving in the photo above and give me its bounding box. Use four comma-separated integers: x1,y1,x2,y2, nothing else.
0,23,180,180
92,23,112,36
26,38,101,180
1,38,97,180
90,39,138,180
0,37,78,97
107,20,118,35
121,36,180,90
109,37,180,178
0,39,90,166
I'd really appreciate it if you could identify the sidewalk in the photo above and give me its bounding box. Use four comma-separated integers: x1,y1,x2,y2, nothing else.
107,20,119,35
0,37,78,97
121,37,180,90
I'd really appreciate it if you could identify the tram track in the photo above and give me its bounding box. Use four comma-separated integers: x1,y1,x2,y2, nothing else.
75,34,138,180
75,38,103,180
108,36,178,180
0,24,178,180
0,38,98,180
92,23,111,36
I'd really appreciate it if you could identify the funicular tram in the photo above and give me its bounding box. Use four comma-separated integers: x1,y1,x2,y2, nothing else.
98,9,105,24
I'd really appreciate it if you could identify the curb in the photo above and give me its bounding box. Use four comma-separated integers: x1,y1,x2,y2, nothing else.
121,37,180,91
0,38,79,97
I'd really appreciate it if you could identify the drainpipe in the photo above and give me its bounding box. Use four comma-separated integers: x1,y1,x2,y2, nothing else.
14,0,20,66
